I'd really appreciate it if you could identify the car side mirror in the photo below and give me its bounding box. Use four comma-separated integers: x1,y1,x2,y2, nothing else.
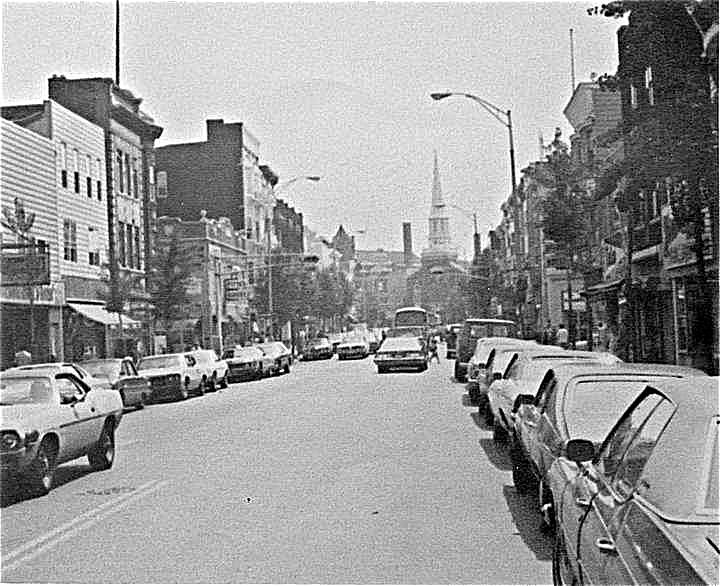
493,372,502,381
565,439,595,464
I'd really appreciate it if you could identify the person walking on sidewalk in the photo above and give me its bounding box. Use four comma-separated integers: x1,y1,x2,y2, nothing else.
428,335,440,364
556,323,569,349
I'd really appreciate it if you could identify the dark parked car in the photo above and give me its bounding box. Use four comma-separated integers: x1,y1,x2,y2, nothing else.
454,318,517,382
445,323,462,359
222,346,273,381
550,377,719,586
511,363,708,530
79,357,151,409
303,338,334,361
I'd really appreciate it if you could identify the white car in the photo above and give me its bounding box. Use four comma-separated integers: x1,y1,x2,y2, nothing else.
337,335,370,360
137,353,204,401
190,349,229,391
0,369,124,495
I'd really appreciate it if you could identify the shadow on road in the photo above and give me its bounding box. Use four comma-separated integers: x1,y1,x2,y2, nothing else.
470,411,493,431
478,437,512,471
461,393,476,407
1,463,92,508
503,484,553,561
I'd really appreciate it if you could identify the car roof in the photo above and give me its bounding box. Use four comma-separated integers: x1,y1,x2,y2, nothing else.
619,377,719,520
381,336,421,349
1,370,53,381
141,353,184,359
464,318,516,325
548,363,708,389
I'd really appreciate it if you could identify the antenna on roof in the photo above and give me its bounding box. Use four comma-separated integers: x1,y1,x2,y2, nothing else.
569,28,576,92
115,0,120,85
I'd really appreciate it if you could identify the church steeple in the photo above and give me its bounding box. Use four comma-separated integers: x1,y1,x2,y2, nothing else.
422,151,457,264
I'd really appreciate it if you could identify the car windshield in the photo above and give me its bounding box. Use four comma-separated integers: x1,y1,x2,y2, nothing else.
0,376,55,405
81,360,121,378
138,355,182,370
380,338,420,351
563,379,651,444
194,351,216,364
310,339,330,347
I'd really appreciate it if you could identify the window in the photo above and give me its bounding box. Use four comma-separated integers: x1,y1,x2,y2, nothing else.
73,149,80,193
86,176,92,198
645,66,654,106
132,158,139,198
88,226,100,266
630,84,638,109
255,220,261,242
133,225,141,269
118,221,126,266
63,219,77,262
59,142,68,188
117,151,124,193
96,159,102,201
676,280,689,352
124,153,131,197
126,223,134,269
599,393,674,491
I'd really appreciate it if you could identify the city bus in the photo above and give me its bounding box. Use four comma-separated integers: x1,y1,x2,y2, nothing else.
391,306,429,338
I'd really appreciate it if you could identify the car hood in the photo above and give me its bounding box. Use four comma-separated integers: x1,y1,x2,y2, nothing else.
0,404,53,432
137,367,180,378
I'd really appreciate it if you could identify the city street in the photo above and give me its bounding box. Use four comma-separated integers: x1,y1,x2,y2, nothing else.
1,352,552,583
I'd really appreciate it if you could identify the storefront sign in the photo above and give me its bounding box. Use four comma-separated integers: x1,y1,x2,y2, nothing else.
561,291,586,312
1,282,65,306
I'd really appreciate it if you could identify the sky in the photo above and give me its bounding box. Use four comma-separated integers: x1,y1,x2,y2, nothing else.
1,1,625,258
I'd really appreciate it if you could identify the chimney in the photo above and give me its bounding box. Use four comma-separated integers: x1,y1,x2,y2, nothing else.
402,222,413,265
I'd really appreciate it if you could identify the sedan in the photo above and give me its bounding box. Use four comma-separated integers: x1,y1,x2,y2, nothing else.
190,349,229,391
79,357,151,409
486,348,622,436
0,370,123,495
551,377,719,585
302,338,334,361
511,363,708,530
337,335,370,360
374,336,428,373
257,342,292,375
137,353,204,401
222,346,272,381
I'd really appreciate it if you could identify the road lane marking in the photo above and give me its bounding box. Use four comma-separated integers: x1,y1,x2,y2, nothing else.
2,479,167,574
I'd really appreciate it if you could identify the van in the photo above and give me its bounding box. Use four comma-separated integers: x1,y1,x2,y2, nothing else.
454,318,517,382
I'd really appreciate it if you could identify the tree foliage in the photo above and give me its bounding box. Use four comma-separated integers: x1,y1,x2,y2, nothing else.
148,235,192,329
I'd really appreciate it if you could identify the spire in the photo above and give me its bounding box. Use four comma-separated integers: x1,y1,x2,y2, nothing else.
431,150,444,208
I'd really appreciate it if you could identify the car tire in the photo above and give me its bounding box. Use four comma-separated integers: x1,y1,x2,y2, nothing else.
208,374,217,392
136,393,146,410
510,440,536,495
220,374,228,389
88,421,115,471
284,363,291,374
179,382,189,401
540,480,556,534
468,387,479,405
25,439,57,496
377,366,388,374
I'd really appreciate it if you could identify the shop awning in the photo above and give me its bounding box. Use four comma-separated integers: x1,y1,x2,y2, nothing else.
584,279,624,295
68,303,140,328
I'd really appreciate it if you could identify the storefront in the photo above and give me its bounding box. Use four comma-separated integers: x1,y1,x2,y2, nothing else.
64,301,142,360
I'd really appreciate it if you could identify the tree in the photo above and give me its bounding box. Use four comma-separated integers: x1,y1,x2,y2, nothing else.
148,235,192,331
98,266,142,357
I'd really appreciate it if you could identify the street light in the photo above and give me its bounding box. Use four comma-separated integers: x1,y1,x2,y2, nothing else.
430,91,517,193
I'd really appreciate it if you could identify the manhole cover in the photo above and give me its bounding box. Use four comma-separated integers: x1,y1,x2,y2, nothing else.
79,486,136,496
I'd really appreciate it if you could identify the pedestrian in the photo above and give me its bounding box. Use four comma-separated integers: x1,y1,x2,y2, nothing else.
428,335,440,364
541,320,554,345
556,323,569,349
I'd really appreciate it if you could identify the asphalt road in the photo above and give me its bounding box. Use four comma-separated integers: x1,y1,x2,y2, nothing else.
1,351,553,583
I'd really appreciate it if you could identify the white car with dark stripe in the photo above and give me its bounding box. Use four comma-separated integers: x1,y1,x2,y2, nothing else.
0,368,124,496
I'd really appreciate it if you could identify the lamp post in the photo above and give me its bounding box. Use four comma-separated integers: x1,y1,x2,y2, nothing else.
430,92,517,194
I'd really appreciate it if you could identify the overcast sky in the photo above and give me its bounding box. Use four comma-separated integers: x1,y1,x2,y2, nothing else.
2,1,624,257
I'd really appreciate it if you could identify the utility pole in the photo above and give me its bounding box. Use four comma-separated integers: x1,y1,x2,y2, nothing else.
266,219,273,339
115,0,120,85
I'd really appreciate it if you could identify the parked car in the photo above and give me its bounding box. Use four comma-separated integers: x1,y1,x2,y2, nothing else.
445,322,462,359
5,362,106,390
465,337,537,405
0,369,124,495
328,333,344,354
374,336,428,373
454,318,517,382
257,342,292,374
190,349,229,391
511,363,709,530
136,353,204,401
303,338,334,361
551,377,719,586
223,346,268,381
337,334,370,360
79,357,151,409
486,348,622,430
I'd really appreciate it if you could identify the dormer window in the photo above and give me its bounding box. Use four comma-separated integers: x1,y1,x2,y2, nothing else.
645,67,654,106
